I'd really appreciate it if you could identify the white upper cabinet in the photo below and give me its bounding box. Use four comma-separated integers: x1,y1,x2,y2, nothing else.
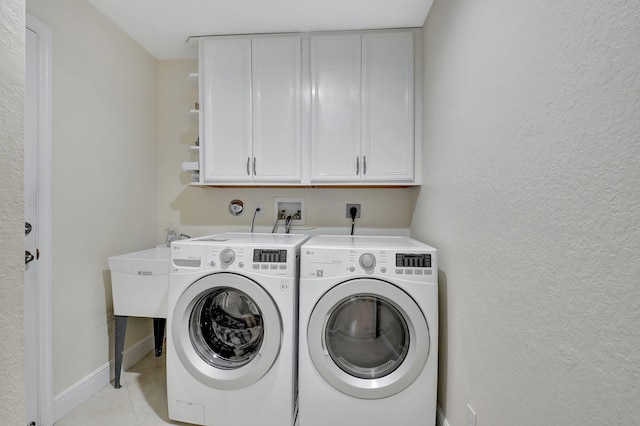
199,35,302,183
310,30,418,184
195,29,420,186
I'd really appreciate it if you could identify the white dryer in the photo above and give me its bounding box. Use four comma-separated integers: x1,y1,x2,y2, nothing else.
167,233,309,426
298,235,438,426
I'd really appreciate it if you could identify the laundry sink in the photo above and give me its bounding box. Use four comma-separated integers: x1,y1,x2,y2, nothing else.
108,246,171,388
108,246,170,318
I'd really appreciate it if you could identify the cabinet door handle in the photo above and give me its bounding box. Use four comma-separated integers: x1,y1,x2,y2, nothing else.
356,156,360,175
363,156,367,175
253,157,257,176
246,157,250,176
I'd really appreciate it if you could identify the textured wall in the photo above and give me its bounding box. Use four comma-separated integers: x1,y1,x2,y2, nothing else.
412,0,640,424
0,0,25,422
26,0,159,395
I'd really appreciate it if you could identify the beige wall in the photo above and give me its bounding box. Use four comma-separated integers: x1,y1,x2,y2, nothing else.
412,0,640,424
0,0,25,423
157,59,416,240
26,0,159,395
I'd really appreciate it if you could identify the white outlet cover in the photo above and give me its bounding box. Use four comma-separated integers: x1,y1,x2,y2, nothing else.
273,197,305,225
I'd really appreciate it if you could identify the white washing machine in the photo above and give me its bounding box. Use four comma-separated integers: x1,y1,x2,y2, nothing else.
167,233,309,426
298,235,438,426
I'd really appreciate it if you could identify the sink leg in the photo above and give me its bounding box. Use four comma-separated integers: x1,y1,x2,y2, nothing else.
114,315,127,389
153,318,166,357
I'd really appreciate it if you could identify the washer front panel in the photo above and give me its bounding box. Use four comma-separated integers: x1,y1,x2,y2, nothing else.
173,272,282,390
307,278,430,399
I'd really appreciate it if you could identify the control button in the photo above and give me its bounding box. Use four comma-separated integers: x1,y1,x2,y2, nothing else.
238,262,244,268
359,253,376,271
425,270,433,275
415,270,423,275
348,266,356,272
380,266,387,273
209,261,216,267
252,264,260,270
270,265,278,270
279,265,287,270
219,249,235,265
261,264,269,269
405,269,414,275
396,269,404,274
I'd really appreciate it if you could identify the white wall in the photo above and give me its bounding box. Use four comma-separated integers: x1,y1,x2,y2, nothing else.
0,0,26,423
26,0,159,395
412,0,640,424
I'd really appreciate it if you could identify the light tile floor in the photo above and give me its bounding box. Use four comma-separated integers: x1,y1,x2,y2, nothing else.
55,351,189,425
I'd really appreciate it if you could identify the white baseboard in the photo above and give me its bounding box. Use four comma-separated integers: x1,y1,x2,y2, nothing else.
437,404,450,426
53,334,155,422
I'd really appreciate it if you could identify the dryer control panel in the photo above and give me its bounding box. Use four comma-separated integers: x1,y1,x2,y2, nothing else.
301,248,437,283
396,253,432,268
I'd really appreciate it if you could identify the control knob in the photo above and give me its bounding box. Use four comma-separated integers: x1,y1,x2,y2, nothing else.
220,249,236,266
359,253,376,271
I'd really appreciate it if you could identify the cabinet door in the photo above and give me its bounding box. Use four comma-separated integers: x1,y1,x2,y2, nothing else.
200,38,252,182
252,36,301,182
362,31,415,182
310,34,361,182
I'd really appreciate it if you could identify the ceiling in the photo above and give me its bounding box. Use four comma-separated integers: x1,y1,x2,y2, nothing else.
88,0,433,60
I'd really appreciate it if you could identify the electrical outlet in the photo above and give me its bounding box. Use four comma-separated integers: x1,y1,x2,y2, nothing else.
467,403,477,426
346,203,361,219
253,202,264,217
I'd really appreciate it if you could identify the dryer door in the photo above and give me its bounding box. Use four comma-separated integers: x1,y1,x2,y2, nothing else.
172,272,282,390
307,278,430,399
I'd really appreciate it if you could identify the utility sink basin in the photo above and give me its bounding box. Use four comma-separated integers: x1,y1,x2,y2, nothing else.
108,246,171,388
108,246,170,318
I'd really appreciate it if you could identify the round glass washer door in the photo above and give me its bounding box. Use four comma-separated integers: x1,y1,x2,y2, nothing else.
172,273,282,390
308,278,430,399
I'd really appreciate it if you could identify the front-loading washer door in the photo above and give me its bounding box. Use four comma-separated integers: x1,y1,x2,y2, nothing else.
307,278,430,399
172,272,282,390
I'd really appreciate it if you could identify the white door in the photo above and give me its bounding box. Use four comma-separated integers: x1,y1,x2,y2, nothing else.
171,273,282,390
25,15,54,426
200,38,253,182
361,31,415,182
307,279,430,399
251,36,302,182
310,34,362,182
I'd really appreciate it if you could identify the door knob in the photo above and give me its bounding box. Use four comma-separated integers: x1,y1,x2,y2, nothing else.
25,222,32,235
25,251,35,265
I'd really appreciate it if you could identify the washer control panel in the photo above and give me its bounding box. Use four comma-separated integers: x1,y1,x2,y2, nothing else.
172,244,296,277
